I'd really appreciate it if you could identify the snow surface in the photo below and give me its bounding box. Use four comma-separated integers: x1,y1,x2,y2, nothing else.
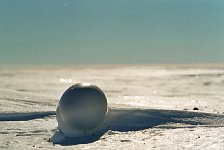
0,65,224,149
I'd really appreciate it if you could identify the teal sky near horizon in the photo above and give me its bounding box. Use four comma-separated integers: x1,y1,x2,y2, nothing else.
0,0,224,64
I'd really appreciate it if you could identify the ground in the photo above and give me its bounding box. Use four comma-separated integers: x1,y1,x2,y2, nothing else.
0,65,224,149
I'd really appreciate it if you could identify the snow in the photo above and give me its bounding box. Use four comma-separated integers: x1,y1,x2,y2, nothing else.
0,65,224,149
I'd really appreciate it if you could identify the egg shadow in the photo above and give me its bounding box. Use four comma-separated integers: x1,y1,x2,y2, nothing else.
51,108,224,145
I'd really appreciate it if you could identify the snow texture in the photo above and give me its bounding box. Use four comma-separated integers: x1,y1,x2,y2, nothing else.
0,65,224,149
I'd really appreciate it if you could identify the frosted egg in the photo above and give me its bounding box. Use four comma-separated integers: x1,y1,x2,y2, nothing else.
56,83,108,137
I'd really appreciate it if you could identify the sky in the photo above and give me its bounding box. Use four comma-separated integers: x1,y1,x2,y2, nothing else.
0,0,224,65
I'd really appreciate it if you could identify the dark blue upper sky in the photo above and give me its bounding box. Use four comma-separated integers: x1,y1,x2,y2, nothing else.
0,0,224,64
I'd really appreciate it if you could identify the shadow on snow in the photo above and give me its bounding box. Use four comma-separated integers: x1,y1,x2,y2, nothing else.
0,108,223,145
51,108,224,145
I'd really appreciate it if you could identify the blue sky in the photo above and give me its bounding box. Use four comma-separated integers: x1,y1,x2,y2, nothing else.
0,0,224,64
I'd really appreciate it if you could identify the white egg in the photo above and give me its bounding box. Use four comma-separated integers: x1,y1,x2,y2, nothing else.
56,83,108,137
